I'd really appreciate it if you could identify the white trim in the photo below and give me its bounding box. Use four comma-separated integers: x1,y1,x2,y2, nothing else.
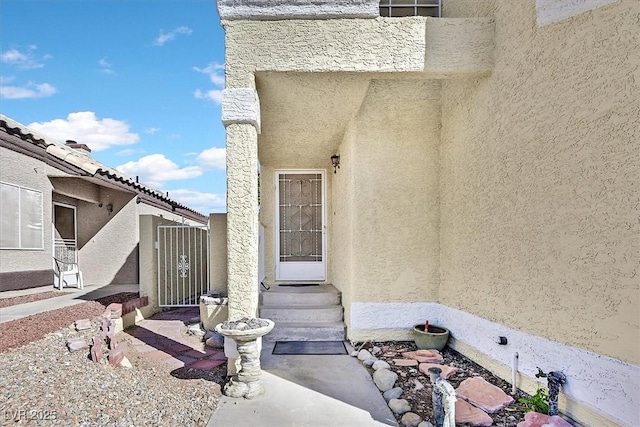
221,88,261,133
274,169,327,282
535,0,618,27
216,0,379,21
350,302,639,426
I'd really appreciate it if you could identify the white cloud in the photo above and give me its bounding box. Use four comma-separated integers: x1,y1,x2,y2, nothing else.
116,154,203,187
194,61,225,104
144,127,160,134
196,146,226,170
27,112,139,151
98,57,114,74
0,82,57,99
167,189,226,214
0,46,50,70
194,88,223,103
154,26,193,46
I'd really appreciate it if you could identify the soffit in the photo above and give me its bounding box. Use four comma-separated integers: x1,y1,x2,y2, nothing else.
256,72,372,167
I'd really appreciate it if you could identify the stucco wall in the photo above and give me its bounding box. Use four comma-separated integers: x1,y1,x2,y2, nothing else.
74,188,138,285
0,147,53,276
439,0,639,370
210,213,228,294
223,17,493,87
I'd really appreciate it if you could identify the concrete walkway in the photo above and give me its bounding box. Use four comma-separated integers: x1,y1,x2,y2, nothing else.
0,283,139,323
208,340,398,427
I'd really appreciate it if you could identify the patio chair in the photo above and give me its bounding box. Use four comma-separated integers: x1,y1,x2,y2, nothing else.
53,258,84,290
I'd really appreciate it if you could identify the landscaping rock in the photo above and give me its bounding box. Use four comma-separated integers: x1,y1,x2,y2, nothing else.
363,357,377,367
371,346,382,355
402,350,444,364
417,422,434,427
455,399,493,426
187,323,206,337
413,379,424,390
350,350,359,357
66,337,87,353
517,412,573,427
108,346,125,366
383,387,403,401
419,362,458,379
456,377,514,413
373,368,398,392
90,336,103,363
394,358,419,367
388,398,411,415
372,360,391,371
357,349,373,361
106,303,122,319
74,319,92,331
118,356,133,369
205,333,224,349
401,412,422,427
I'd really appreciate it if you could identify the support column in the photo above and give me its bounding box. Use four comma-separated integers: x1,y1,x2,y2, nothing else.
222,88,261,322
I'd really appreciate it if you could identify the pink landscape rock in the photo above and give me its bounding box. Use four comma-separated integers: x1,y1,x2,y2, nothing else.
394,359,419,367
74,318,92,331
419,363,458,379
455,399,493,426
516,412,573,427
108,346,125,366
402,350,444,364
90,336,103,363
456,377,514,413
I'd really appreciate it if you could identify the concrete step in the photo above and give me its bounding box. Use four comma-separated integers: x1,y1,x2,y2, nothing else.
265,321,346,342
261,284,341,307
260,305,343,323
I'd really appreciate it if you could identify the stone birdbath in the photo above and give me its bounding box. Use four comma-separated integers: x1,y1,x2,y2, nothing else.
215,317,274,399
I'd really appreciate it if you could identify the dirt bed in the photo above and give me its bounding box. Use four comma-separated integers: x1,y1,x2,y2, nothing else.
0,291,74,309
357,341,534,427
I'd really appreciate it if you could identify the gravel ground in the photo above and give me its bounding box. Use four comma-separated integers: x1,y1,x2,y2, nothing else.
0,301,224,426
0,293,140,353
0,291,74,309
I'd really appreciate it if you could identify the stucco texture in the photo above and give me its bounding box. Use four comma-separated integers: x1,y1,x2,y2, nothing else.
223,17,493,87
439,0,639,366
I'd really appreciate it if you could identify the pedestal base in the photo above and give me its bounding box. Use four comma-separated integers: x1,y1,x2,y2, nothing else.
224,377,265,399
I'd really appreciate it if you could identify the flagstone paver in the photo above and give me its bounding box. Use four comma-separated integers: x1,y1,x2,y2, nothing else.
456,377,514,413
419,362,458,379
455,399,494,426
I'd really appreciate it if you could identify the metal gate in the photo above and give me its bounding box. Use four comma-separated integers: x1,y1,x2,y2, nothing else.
157,225,210,307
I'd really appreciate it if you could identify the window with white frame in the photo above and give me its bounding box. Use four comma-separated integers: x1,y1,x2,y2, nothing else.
0,182,44,249
379,0,441,17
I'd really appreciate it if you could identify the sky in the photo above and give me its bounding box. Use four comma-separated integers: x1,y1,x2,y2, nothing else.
0,0,228,215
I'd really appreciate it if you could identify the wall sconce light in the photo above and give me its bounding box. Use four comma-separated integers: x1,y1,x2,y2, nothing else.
331,155,340,173
106,203,113,214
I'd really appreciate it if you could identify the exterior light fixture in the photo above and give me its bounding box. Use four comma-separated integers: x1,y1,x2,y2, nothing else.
331,155,340,173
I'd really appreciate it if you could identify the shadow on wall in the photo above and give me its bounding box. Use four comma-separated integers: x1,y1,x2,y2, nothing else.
111,245,139,285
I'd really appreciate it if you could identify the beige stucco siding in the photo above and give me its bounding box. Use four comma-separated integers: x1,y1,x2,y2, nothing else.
349,80,441,305
223,17,493,87
439,0,639,365
0,147,54,275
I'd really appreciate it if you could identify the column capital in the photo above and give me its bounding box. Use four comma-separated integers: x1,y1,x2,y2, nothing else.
222,88,261,133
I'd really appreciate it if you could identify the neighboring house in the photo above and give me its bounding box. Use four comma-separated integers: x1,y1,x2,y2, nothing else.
216,0,638,425
0,115,207,292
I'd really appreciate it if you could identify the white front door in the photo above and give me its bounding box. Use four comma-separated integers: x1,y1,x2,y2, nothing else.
275,170,326,281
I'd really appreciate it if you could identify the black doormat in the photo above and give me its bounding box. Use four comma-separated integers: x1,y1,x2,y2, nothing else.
273,341,347,355
278,283,320,287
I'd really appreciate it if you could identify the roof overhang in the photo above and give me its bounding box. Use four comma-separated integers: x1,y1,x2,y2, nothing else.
216,0,379,20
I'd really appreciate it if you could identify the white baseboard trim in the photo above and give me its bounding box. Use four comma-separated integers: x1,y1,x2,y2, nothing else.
350,302,639,426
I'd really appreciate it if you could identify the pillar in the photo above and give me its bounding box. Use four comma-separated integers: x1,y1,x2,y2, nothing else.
221,87,261,322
